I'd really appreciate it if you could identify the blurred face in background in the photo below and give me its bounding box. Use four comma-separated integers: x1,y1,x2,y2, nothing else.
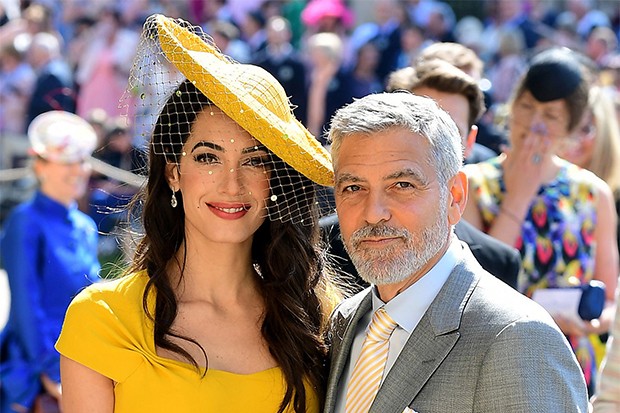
412,86,475,157
34,157,92,206
266,17,291,47
400,25,424,54
509,90,571,154
356,43,380,72
559,111,596,167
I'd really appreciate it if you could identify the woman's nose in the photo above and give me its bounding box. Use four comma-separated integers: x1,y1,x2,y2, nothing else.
219,167,245,195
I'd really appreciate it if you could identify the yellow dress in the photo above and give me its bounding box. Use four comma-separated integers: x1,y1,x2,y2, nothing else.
56,271,320,412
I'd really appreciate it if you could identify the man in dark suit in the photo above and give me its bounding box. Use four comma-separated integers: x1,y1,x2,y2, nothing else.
367,0,402,84
453,219,520,287
324,92,588,412
26,32,76,127
253,16,307,124
387,58,496,165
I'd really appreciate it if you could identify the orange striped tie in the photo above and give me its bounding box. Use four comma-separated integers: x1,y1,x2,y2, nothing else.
345,307,398,413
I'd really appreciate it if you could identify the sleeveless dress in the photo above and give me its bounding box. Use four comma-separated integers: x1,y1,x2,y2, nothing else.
465,156,601,392
56,272,320,412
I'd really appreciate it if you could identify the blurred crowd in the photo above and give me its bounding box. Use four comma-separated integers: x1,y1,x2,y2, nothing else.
3,0,616,250
1,0,619,151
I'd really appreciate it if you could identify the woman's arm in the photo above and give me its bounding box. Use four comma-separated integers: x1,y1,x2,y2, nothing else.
461,166,528,246
461,157,537,247
554,180,619,337
590,180,619,334
486,137,552,246
2,212,58,403
60,356,115,413
592,279,620,413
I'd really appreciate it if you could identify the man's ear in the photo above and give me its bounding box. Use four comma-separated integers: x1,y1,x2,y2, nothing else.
32,158,45,177
165,162,180,189
463,125,478,159
447,171,468,225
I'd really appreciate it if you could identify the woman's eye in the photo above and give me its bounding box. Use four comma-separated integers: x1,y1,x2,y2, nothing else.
243,156,270,168
194,153,219,164
544,113,559,122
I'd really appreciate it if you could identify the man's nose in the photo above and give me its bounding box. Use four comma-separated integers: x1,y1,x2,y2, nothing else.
362,190,391,225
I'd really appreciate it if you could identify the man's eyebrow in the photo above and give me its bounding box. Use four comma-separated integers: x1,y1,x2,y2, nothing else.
335,172,363,186
385,168,429,185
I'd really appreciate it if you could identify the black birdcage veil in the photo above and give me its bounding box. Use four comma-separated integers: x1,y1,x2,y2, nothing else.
120,15,335,225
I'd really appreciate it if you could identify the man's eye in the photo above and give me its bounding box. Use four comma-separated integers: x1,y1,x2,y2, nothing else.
194,153,219,164
343,184,360,192
394,182,414,189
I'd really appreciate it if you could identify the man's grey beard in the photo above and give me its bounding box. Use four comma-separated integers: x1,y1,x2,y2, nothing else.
343,201,450,286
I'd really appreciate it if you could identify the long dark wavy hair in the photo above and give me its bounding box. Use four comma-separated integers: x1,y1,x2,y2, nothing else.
128,79,334,412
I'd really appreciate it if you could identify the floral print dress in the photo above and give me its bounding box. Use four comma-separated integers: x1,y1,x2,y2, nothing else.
465,156,601,392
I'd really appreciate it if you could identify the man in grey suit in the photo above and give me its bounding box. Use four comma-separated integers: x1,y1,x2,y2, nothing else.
324,92,589,413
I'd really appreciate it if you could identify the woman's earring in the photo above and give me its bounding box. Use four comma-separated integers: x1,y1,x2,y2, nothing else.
170,188,178,208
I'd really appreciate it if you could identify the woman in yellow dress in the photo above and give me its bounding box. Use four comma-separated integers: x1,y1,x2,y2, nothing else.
55,15,340,413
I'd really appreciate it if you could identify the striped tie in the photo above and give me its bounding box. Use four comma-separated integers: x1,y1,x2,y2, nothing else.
345,307,398,413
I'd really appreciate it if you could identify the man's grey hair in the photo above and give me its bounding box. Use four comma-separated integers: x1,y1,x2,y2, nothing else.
328,92,463,186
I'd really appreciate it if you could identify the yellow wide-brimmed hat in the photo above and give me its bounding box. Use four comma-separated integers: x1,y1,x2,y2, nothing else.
154,14,334,186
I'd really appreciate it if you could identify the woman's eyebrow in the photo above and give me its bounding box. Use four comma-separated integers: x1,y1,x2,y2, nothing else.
190,141,268,155
241,144,268,155
191,141,224,153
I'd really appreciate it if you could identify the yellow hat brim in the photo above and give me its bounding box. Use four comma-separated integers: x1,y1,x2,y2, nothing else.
154,14,334,186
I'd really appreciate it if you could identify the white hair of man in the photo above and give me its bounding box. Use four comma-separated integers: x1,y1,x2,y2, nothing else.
328,91,463,187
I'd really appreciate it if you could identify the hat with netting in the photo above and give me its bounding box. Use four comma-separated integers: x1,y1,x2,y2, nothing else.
28,111,97,163
151,14,333,186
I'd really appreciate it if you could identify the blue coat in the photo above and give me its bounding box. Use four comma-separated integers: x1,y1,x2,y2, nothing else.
0,191,100,412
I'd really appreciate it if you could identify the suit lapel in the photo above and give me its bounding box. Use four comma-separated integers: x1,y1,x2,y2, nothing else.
370,317,460,413
324,290,373,413
370,251,480,413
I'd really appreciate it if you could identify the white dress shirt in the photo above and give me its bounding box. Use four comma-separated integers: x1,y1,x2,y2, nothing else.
333,237,462,413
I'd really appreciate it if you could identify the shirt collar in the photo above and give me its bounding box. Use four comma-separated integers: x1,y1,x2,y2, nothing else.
371,235,463,333
34,190,76,218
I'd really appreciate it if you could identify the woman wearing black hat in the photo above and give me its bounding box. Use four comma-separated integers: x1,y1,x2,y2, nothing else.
462,47,618,394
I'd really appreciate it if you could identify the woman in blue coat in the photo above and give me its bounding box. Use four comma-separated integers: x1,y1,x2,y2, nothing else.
0,111,101,412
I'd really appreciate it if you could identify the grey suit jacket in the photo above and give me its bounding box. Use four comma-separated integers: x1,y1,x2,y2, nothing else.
324,244,589,413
